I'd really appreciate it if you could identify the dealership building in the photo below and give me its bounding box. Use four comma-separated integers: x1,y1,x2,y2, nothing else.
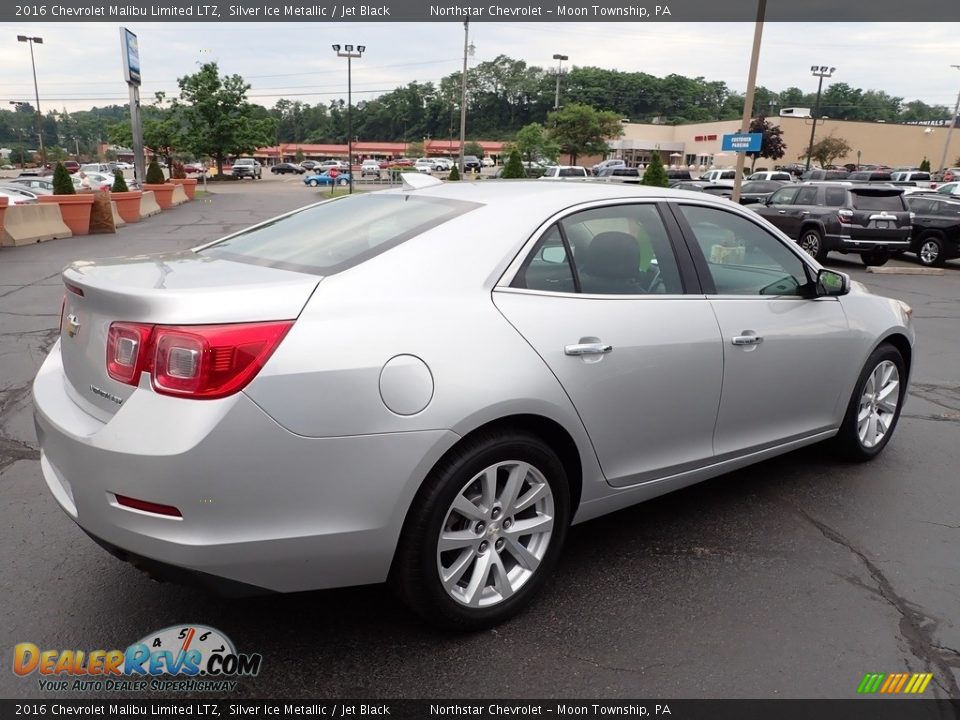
608,115,960,170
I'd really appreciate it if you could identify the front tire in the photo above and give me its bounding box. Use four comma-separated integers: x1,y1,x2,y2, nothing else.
861,251,889,267
390,430,570,631
309,179,318,187
832,344,906,462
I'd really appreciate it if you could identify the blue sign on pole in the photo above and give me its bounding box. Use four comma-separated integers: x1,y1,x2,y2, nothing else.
722,133,763,153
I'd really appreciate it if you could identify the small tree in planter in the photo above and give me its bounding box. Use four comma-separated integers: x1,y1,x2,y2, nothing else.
40,161,95,235
641,151,669,187
110,169,143,224
170,161,187,179
920,157,931,172
447,165,460,182
111,170,129,193
501,149,526,179
143,158,176,209
53,162,76,195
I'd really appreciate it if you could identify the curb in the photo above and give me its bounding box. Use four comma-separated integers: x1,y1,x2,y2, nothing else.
865,266,945,275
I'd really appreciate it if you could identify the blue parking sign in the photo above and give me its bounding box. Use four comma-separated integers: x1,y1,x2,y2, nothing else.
721,133,763,153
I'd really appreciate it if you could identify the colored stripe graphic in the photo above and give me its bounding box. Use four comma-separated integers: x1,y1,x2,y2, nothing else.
857,672,933,694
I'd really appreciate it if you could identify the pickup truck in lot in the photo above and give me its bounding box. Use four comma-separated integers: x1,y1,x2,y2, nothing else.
750,182,911,266
231,158,262,179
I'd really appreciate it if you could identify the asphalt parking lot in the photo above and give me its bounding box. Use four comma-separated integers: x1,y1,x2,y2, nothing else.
1,180,958,700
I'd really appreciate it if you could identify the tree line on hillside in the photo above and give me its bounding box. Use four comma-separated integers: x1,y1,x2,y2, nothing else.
0,57,953,165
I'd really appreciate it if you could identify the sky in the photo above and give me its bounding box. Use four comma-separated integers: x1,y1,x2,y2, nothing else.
2,22,959,114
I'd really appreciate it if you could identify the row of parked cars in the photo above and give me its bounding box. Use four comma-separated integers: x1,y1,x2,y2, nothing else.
0,169,133,204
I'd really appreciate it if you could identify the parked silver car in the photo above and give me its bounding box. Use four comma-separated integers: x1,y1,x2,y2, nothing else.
34,181,914,629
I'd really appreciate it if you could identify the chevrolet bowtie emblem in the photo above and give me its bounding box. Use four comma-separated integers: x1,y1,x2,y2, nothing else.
65,314,80,338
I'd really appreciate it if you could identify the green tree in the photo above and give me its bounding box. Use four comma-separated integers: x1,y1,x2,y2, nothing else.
294,147,305,162
806,135,852,168
745,115,786,171
145,158,166,185
502,149,526,178
176,62,277,175
515,122,559,163
447,164,460,181
52,162,75,195
919,157,931,172
464,141,485,159
406,141,425,158
641,150,668,187
111,169,129,193
546,103,623,164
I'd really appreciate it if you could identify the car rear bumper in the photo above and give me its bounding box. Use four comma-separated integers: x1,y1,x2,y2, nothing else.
33,341,459,593
826,232,911,253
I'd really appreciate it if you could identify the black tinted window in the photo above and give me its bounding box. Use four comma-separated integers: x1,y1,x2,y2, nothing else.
512,225,576,293
769,187,799,204
907,198,934,213
795,187,819,205
851,193,906,212
824,188,848,207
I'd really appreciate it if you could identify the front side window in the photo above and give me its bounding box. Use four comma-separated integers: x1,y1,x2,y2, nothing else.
678,205,811,297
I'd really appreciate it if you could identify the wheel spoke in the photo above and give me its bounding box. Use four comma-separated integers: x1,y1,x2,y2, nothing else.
439,529,478,552
441,550,475,589
867,412,879,446
876,412,891,436
514,481,549,514
489,552,514,600
506,514,554,537
463,551,493,607
502,535,541,572
479,467,496,512
451,494,485,522
499,462,529,512
858,405,872,423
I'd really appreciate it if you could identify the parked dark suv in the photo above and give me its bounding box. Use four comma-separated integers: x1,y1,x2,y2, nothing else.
751,183,911,265
801,169,849,182
904,195,960,266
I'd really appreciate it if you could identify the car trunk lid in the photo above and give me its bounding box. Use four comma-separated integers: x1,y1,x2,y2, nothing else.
59,251,320,419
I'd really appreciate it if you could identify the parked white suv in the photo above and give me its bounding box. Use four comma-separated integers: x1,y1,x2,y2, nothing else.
747,171,795,182
699,169,740,186
539,165,590,180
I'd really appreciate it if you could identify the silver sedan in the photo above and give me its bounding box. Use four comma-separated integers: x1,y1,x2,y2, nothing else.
33,180,914,630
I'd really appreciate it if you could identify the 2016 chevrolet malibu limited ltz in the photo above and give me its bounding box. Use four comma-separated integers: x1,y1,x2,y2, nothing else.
34,177,914,630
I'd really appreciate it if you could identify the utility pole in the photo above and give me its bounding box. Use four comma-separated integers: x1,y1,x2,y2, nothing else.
553,54,569,110
936,65,960,175
805,66,836,171
731,0,765,204
459,18,469,176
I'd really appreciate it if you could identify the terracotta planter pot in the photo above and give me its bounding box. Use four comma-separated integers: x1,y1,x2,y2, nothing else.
110,190,143,223
38,193,95,236
142,183,175,210
169,177,198,200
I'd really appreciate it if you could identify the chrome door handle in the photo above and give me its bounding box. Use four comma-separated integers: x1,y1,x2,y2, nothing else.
565,342,613,356
778,210,787,214
801,211,810,215
731,335,764,346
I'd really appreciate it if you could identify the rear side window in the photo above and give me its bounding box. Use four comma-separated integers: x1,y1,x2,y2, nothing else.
851,193,905,212
795,187,819,205
824,188,848,207
907,198,934,213
202,194,480,275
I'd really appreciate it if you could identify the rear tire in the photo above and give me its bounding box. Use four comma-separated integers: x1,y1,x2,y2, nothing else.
832,344,906,462
861,251,889,267
916,235,945,267
798,228,827,262
390,430,570,631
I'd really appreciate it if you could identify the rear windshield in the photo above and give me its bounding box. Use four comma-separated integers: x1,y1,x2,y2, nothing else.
559,168,586,177
851,192,905,212
202,194,480,275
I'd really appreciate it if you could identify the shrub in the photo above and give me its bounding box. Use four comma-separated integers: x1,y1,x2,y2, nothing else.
641,151,669,187
447,165,460,181
52,162,75,195
919,157,931,172
145,159,166,185
501,149,526,179
111,170,129,193
170,161,187,180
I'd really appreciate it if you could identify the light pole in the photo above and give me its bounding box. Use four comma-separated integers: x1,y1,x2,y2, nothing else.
332,44,365,194
805,65,835,171
17,35,45,164
459,19,470,175
552,54,569,110
936,65,960,176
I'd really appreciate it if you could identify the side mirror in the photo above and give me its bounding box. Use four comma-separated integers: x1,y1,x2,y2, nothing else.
817,268,850,297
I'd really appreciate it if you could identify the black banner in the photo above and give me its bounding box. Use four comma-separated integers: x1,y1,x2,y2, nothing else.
4,0,960,22
2,700,960,719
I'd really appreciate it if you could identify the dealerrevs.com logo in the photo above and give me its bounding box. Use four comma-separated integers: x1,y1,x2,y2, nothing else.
13,624,262,692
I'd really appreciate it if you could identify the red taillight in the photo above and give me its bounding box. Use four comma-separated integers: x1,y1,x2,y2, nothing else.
115,494,182,518
106,320,293,399
837,209,854,224
106,322,153,384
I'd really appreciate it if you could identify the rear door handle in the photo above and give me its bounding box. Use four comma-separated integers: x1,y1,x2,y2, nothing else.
731,335,764,346
565,342,613,356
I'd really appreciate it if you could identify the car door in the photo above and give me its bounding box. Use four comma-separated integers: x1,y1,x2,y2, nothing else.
753,186,801,236
493,202,723,487
671,202,860,457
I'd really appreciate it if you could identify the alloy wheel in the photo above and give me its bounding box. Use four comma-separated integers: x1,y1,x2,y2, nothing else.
857,360,900,449
799,232,820,257
436,461,554,608
919,240,940,266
